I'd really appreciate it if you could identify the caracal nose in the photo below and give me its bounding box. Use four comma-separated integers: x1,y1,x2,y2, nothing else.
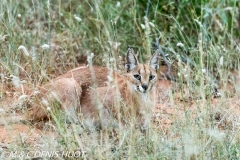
142,84,148,91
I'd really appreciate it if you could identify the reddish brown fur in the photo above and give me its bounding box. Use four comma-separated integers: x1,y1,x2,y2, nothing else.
27,50,160,128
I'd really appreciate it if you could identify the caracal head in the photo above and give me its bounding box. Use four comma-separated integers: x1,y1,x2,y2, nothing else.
125,48,160,94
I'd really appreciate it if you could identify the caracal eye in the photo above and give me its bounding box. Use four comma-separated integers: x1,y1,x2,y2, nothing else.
134,74,141,80
149,75,155,80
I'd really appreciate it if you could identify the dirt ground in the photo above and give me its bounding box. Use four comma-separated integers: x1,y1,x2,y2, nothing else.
0,80,170,144
1,65,240,155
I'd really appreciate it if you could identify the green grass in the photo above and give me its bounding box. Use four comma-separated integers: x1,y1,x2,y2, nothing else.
1,0,240,159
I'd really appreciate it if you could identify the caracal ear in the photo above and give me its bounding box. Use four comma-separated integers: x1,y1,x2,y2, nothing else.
125,48,139,72
149,49,160,71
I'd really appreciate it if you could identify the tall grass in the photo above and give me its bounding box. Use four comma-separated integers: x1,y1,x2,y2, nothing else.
1,0,240,159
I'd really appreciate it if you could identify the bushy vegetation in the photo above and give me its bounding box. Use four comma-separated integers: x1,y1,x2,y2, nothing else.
1,0,240,159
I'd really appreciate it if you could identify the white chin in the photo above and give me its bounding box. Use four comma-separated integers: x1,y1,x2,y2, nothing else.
139,86,145,93
133,86,146,93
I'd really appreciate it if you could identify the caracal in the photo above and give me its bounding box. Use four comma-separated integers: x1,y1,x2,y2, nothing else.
27,48,160,129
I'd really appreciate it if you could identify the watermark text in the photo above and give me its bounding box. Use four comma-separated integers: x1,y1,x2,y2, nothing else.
1,150,86,158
